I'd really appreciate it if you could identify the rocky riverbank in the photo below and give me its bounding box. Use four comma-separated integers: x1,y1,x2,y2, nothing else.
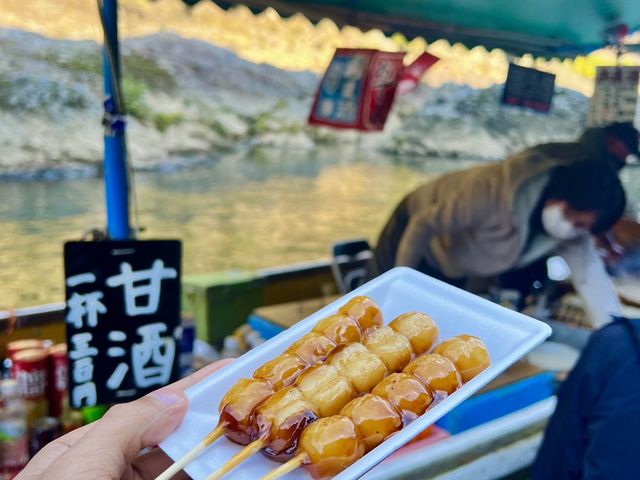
1,28,590,179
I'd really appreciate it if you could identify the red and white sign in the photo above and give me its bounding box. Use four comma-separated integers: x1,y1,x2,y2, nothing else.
309,48,437,132
397,52,440,94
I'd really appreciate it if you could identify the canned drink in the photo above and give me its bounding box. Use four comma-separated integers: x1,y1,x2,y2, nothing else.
29,417,61,456
11,349,49,427
0,379,29,479
11,349,48,400
7,340,44,359
48,344,67,418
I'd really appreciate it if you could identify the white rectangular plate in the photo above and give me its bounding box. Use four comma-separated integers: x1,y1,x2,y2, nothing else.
160,267,551,479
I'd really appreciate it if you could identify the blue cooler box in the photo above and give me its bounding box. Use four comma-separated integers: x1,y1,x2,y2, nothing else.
436,371,555,434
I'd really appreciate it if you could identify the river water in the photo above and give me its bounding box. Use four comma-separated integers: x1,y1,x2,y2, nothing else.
2,147,639,308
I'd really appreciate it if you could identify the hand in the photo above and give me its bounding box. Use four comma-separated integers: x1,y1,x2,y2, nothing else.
594,232,625,266
17,359,233,480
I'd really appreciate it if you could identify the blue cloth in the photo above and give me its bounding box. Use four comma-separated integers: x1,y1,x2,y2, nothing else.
609,249,640,278
532,318,640,480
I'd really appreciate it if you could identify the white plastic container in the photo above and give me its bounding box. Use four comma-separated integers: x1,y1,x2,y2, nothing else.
160,267,552,479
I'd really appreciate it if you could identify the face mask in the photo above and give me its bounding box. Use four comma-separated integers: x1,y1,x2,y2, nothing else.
541,204,582,240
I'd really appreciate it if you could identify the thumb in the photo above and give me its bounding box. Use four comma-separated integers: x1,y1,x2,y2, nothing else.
46,387,188,479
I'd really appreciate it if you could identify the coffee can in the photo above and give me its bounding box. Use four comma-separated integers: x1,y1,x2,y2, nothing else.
12,349,49,426
48,344,68,418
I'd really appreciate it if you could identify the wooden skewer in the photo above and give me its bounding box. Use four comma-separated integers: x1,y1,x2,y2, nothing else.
155,424,224,480
260,453,307,480
205,438,267,480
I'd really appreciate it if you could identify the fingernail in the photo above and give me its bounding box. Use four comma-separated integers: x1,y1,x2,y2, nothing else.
150,389,184,407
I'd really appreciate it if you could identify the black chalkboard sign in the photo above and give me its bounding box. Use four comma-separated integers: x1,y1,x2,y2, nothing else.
64,240,181,407
501,63,555,113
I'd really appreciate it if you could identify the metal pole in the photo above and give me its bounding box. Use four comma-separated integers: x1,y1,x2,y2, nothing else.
101,0,131,240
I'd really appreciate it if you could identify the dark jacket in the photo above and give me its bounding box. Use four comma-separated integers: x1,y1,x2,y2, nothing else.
532,318,640,480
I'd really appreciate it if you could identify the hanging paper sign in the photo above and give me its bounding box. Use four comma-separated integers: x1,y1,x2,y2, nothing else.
64,240,181,408
308,49,405,131
587,66,640,127
501,63,556,113
397,52,440,94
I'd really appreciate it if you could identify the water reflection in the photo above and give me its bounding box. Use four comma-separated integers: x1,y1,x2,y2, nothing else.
1,148,638,308
1,180,103,221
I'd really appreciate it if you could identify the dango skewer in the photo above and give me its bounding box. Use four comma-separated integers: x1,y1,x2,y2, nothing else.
155,296,383,480
262,335,490,480
205,313,439,479
260,335,490,480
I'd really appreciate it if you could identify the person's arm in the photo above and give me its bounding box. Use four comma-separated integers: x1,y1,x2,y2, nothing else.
559,236,621,327
395,177,493,268
395,207,441,267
